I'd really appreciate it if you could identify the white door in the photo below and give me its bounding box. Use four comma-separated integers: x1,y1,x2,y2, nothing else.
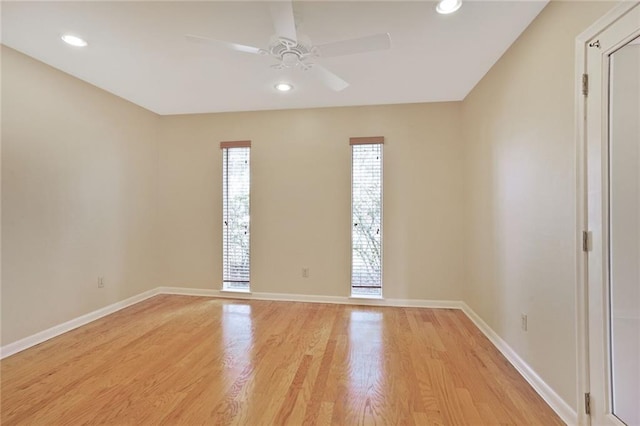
586,3,640,425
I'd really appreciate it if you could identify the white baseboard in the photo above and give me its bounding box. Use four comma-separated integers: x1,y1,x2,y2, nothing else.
460,302,577,426
1,286,462,359
158,286,464,309
0,286,574,425
159,286,222,297
0,288,159,359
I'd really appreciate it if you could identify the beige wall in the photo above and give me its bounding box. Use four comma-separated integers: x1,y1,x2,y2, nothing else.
157,103,466,301
1,46,160,345
461,1,613,409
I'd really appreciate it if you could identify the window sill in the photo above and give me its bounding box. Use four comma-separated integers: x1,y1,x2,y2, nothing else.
220,288,251,294
349,294,383,300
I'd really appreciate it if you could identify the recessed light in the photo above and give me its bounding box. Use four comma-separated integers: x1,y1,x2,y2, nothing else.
61,34,88,47
275,82,293,92
436,0,462,15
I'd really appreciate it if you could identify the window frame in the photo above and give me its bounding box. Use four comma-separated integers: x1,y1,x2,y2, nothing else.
220,140,251,292
350,136,384,298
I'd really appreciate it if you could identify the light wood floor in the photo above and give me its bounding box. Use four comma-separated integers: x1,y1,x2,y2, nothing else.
1,295,564,425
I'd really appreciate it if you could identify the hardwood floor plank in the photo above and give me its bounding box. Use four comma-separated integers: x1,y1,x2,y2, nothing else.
303,339,337,424
315,402,334,426
1,295,565,425
273,354,313,424
456,388,484,425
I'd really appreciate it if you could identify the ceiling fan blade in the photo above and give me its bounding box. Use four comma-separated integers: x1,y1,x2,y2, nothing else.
269,1,297,43
315,33,391,58
309,65,349,92
185,34,265,55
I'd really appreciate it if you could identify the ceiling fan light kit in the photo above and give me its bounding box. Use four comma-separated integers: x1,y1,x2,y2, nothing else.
185,0,392,92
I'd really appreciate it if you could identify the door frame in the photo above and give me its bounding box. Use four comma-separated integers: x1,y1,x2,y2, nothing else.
575,2,640,425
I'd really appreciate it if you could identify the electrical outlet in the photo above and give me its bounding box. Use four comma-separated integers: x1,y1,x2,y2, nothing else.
302,267,309,278
98,277,105,288
521,313,528,331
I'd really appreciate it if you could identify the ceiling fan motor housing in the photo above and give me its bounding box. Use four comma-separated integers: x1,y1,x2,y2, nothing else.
269,36,316,69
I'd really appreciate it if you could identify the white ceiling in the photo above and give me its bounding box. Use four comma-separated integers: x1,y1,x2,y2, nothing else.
1,1,548,115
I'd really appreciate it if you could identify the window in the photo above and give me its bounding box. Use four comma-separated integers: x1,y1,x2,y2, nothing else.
221,140,251,291
350,137,383,297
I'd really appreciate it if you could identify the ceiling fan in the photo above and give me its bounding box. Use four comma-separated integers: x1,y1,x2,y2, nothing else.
185,1,391,91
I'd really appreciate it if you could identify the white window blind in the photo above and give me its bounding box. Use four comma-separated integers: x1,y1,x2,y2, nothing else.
351,142,382,296
222,145,250,290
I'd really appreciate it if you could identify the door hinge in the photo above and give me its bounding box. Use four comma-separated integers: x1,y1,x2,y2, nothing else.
584,392,591,415
582,74,589,96
582,231,592,252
